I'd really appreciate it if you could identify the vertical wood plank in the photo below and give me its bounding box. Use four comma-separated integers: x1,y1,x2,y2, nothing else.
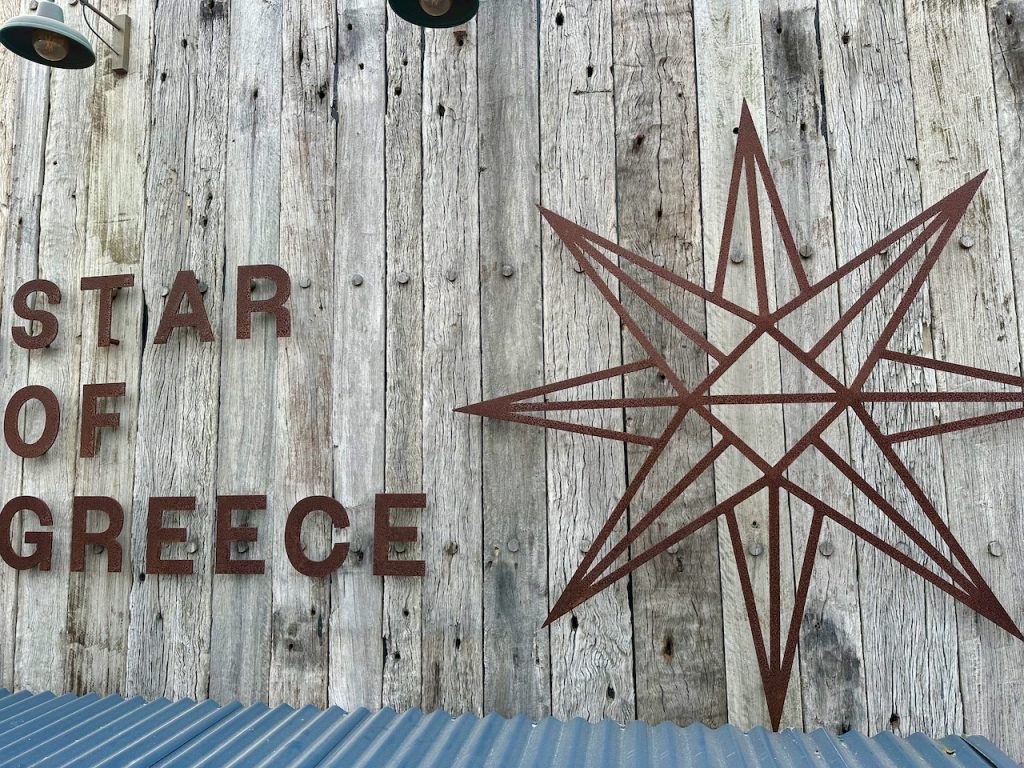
125,0,229,700
66,0,154,697
759,0,869,733
207,0,281,705
269,0,336,708
539,0,636,722
420,18,483,716
0,0,23,687
612,0,727,726
15,45,94,695
819,0,963,736
907,1,1024,760
477,0,550,720
381,10,425,712
329,0,386,711
0,60,49,689
693,0,803,729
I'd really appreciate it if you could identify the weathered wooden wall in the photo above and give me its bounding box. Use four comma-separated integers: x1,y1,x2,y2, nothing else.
0,0,1022,758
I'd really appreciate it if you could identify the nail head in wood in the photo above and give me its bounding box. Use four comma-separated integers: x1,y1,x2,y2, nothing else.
507,538,520,553
299,277,312,289
501,264,514,278
445,269,457,283
351,274,364,287
818,540,834,558
988,540,1004,557
572,262,584,274
397,272,410,285
748,542,764,557
959,234,975,250
730,250,745,264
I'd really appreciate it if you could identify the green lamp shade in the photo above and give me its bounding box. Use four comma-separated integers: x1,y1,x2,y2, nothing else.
388,0,479,28
0,1,95,69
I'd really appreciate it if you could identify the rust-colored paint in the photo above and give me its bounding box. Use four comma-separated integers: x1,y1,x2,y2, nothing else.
0,496,52,571
285,496,350,578
236,265,292,339
11,279,61,350
457,103,1024,729
79,382,126,458
373,493,427,577
70,496,124,573
81,273,135,347
215,495,266,575
146,497,196,575
154,270,215,345
4,385,60,458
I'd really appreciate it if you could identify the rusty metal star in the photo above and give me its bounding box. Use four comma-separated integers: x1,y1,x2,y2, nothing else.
457,103,1024,729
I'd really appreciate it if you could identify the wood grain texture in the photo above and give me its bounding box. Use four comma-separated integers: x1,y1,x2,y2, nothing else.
819,0,963,737
539,0,636,723
125,0,230,700
0,59,49,689
207,0,281,706
15,40,93,694
66,0,153,698
760,0,869,733
613,0,727,726
0,1,1021,752
477,0,550,720
906,0,1024,759
330,0,386,711
0,0,23,688
420,19,483,715
381,9,424,713
693,0,803,730
269,0,336,709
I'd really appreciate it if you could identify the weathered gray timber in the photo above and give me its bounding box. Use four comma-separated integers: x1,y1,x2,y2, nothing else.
478,0,550,720
65,0,153,697
125,0,229,700
380,6,424,713
819,0,963,737
0,0,1020,760
760,0,869,733
208,0,281,706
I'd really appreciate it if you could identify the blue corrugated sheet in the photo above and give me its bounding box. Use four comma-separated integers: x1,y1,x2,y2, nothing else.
0,688,1016,767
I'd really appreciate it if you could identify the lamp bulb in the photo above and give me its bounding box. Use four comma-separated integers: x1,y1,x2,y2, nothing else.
31,28,69,62
418,0,453,16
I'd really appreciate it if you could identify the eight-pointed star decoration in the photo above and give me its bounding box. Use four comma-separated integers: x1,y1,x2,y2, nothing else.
457,102,1024,729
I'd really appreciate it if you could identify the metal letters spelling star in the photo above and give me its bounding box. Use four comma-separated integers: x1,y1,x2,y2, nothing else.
458,103,1024,729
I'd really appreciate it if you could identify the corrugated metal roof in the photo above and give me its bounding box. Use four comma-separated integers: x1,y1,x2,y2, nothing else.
0,688,1016,767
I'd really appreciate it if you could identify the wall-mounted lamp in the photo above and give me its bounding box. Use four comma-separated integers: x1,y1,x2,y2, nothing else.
0,0,130,73
388,0,478,29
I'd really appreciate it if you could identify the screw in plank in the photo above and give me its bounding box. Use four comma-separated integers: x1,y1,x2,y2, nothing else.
818,540,834,558
160,286,169,297
501,264,515,278
28,0,37,8
572,261,584,274
799,248,813,260
187,542,199,554
92,544,104,554
748,542,764,557
654,256,667,267
959,234,975,250
667,543,680,555
397,272,410,285
730,250,745,264
579,539,591,553
394,542,407,554
236,541,249,555
299,277,312,289
507,538,520,553
198,280,209,294
445,269,458,283
351,274,364,287
988,540,1004,558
